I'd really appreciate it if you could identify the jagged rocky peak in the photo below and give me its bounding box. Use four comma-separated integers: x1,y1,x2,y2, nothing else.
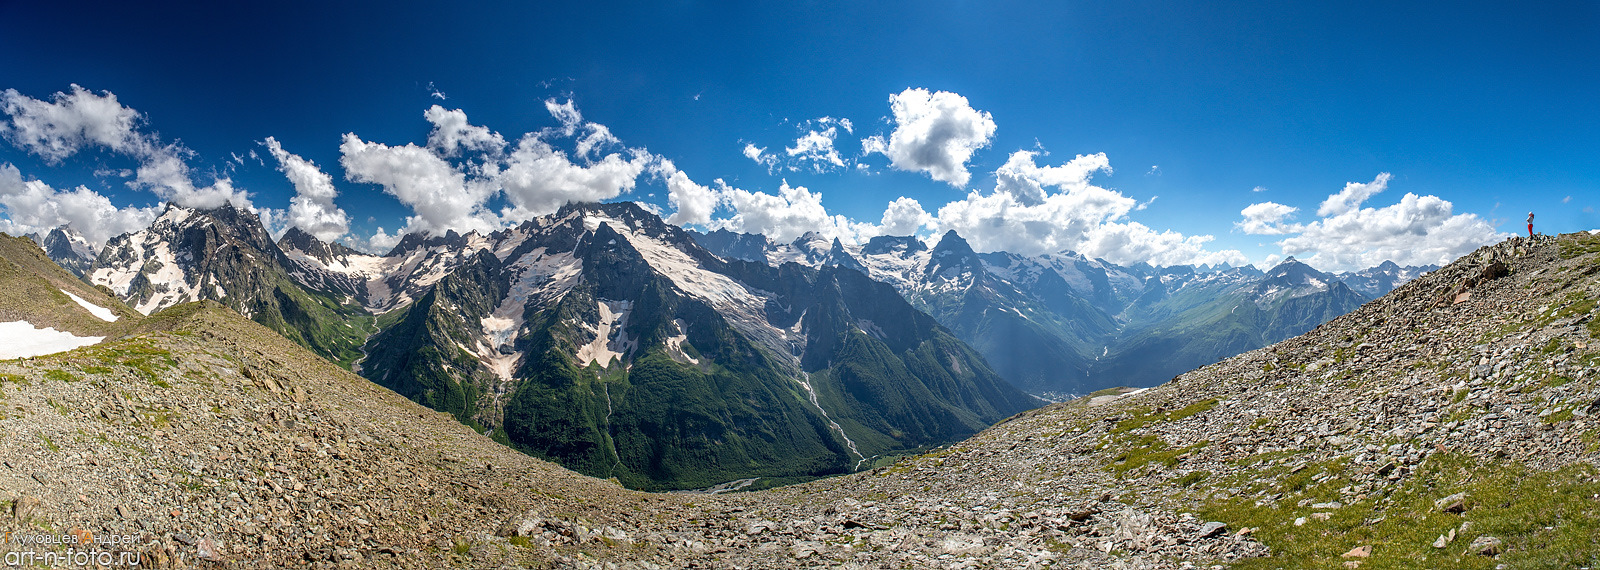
861,234,927,256
1258,256,1329,286
1336,259,1439,298
825,237,867,273
39,225,97,276
926,230,980,275
359,199,1039,490
791,230,829,251
385,228,475,257
84,201,291,315
277,227,363,263
688,228,774,262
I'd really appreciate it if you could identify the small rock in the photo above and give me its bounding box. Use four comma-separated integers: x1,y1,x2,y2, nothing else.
172,532,197,546
1435,492,1468,513
1468,535,1503,556
1433,528,1457,548
1294,517,1308,526
1312,501,1343,510
11,496,39,521
1197,521,1227,538
197,538,223,562
1342,545,1372,558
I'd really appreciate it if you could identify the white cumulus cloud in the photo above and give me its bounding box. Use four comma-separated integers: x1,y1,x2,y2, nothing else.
879,196,933,236
928,151,1246,266
862,88,996,187
0,85,146,163
496,135,651,223
1236,202,1299,235
1239,173,1508,271
654,159,720,226
713,180,873,243
423,105,504,157
339,101,654,236
993,150,1111,206
785,127,846,172
339,133,498,235
0,85,252,210
263,137,351,242
1317,172,1392,217
0,163,158,247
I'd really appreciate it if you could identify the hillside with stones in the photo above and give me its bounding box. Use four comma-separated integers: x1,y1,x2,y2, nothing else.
701,231,1600,568
3,231,1597,569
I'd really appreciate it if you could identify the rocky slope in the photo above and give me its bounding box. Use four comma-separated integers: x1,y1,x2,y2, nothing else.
0,232,139,340
698,231,1599,568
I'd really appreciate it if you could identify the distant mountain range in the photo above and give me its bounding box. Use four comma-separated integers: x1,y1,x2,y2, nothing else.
50,202,1036,490
689,228,1435,398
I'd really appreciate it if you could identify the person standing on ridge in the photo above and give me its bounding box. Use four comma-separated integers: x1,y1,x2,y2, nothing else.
1527,212,1535,238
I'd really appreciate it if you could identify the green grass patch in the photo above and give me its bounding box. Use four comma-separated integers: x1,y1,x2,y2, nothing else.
1542,407,1575,425
1109,434,1209,477
1173,470,1211,487
1111,398,1219,435
1170,398,1219,421
80,365,113,375
1557,233,1600,259
1199,453,1600,569
43,369,78,382
91,341,177,386
36,433,59,452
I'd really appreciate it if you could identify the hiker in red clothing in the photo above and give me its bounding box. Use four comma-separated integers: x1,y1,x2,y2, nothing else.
1527,212,1535,238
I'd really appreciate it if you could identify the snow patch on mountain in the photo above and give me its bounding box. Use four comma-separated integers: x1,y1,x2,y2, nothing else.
576,299,634,368
664,318,699,365
589,214,794,364
61,290,117,322
0,321,103,359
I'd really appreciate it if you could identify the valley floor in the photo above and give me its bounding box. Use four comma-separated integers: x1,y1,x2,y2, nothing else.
3,233,1599,569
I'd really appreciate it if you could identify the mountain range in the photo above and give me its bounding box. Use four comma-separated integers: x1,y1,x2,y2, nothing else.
26,202,1431,489
43,202,1037,490
689,228,1434,398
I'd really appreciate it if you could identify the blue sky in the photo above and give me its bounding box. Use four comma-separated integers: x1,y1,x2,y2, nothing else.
1,0,1595,271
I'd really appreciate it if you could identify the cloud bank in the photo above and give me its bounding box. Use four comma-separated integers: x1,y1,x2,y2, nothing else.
0,163,158,247
0,84,251,214
4,84,1491,272
1237,173,1507,271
